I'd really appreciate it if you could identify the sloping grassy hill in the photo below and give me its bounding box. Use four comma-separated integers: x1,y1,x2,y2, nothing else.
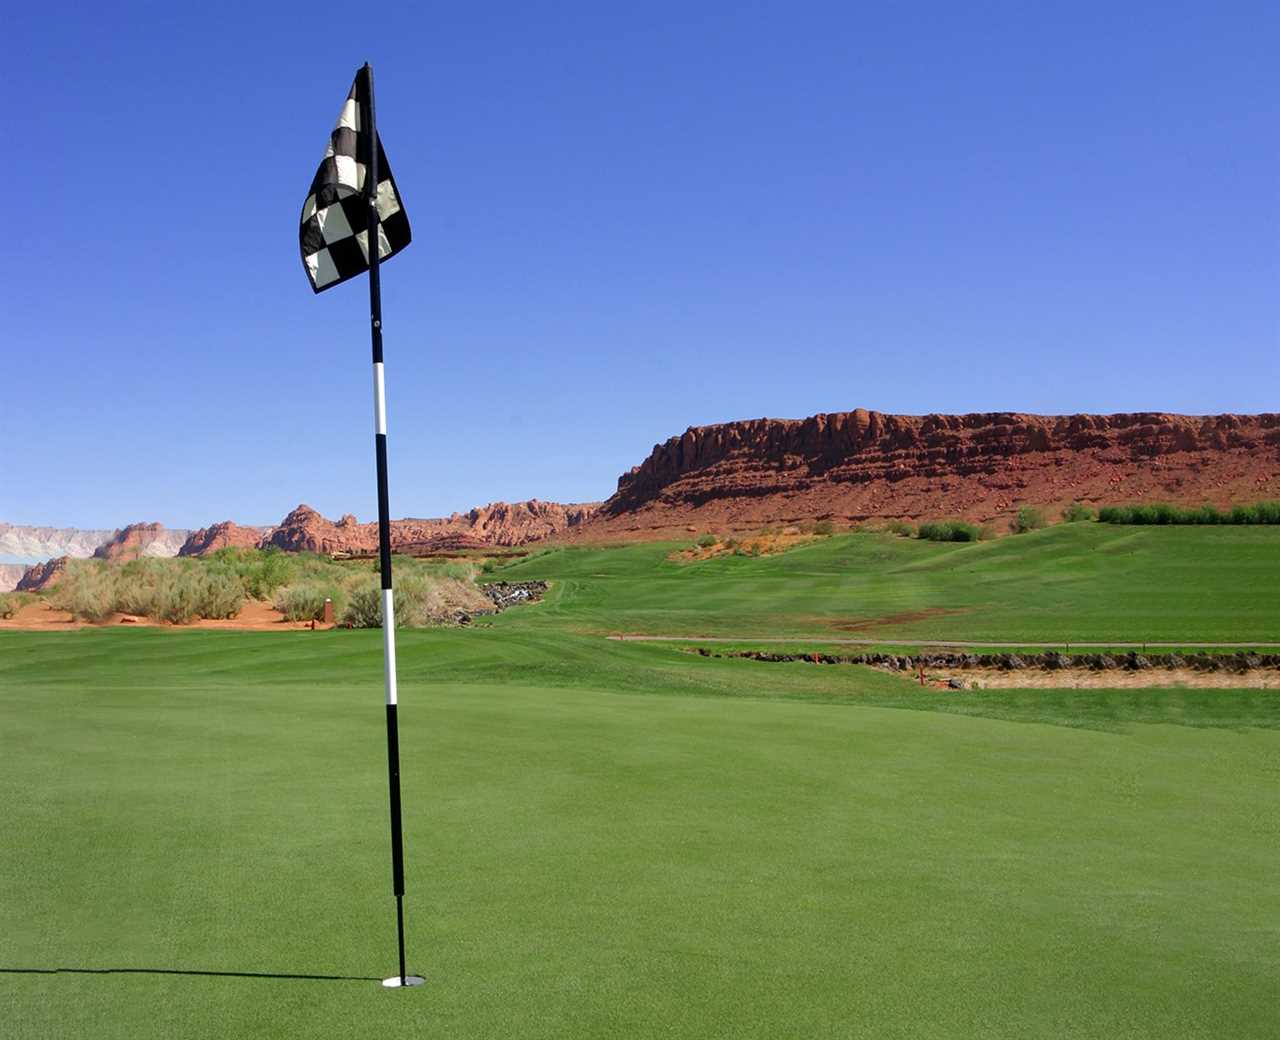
490,525,1280,643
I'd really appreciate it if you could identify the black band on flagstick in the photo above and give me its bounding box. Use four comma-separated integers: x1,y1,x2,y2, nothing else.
360,61,409,990
386,705,406,896
375,435,393,589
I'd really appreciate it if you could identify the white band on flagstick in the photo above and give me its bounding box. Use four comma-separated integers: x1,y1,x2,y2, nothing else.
381,589,398,706
373,362,388,435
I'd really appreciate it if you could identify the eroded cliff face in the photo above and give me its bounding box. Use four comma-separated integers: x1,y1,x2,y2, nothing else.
592,410,1280,532
178,521,274,557
92,523,190,561
16,556,70,592
263,500,599,555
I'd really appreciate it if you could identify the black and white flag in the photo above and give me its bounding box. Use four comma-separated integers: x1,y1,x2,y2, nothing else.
300,71,411,293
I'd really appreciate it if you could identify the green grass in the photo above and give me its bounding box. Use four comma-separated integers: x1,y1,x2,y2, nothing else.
487,525,1280,643
3,526,1280,1038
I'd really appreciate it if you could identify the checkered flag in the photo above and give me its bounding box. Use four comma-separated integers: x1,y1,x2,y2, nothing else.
300,70,411,293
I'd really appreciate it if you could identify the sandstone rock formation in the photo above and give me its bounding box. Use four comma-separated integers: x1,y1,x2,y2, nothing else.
589,410,1280,534
17,556,70,592
263,500,598,555
178,521,274,557
93,522,190,561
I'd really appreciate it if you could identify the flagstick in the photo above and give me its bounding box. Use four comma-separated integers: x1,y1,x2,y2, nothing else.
360,62,421,991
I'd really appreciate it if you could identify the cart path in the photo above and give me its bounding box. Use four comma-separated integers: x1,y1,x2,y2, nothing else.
605,635,1280,649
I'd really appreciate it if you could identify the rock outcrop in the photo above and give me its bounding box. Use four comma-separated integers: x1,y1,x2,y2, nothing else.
178,521,273,557
589,410,1280,533
93,523,190,561
264,500,599,555
17,556,70,592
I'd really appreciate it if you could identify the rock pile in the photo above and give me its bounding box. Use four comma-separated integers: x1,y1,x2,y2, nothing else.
696,648,1280,673
481,581,549,610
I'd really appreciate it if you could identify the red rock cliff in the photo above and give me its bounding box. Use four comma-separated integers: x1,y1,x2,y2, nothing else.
17,556,70,592
591,410,1280,532
178,521,273,557
263,500,598,555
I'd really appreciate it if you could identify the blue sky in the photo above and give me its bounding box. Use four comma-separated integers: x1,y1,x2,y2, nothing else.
3,2,1276,529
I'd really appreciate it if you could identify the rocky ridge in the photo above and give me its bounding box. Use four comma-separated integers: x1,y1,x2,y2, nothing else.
590,410,1280,534
93,523,191,561
264,500,598,555
16,556,70,592
178,521,275,557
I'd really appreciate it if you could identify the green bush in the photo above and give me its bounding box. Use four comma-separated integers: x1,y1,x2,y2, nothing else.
1061,502,1095,523
1011,507,1047,534
885,520,915,538
695,534,718,549
1097,501,1280,526
276,583,344,622
812,520,835,536
917,520,982,543
207,546,295,600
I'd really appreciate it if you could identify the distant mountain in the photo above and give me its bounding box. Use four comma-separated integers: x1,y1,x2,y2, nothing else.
0,523,118,564
3,499,598,590
0,564,28,593
262,500,598,555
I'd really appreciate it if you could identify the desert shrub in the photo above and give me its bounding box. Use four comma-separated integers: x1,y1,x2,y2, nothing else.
1011,506,1047,534
343,582,385,628
885,520,915,538
978,523,998,541
430,561,476,581
813,520,835,536
208,546,295,600
276,582,345,622
150,567,244,624
917,520,981,543
0,594,33,617
1061,502,1095,523
342,570,486,628
695,534,718,549
52,561,119,622
480,558,498,574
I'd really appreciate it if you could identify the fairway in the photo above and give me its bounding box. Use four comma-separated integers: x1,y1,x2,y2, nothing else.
3,529,1279,1038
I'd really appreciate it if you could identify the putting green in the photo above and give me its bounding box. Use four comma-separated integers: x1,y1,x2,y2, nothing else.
2,626,1278,1039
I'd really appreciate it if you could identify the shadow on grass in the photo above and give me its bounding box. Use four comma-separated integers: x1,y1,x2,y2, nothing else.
0,966,380,982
